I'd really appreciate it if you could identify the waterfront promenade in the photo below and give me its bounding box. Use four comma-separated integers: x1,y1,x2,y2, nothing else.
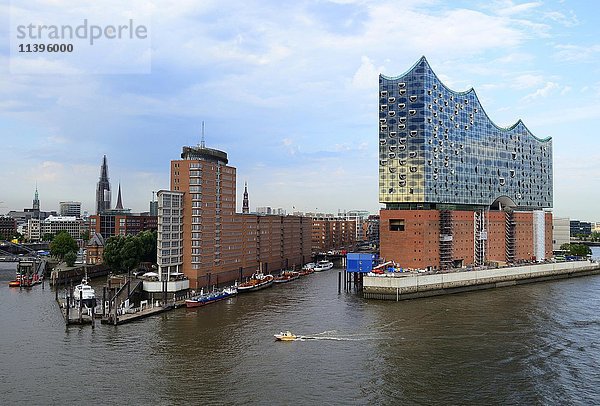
364,260,600,300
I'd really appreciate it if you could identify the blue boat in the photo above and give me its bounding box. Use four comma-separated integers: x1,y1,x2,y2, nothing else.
185,286,237,308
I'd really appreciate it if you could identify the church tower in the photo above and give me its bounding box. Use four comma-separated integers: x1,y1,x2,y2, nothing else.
96,155,111,214
242,182,249,214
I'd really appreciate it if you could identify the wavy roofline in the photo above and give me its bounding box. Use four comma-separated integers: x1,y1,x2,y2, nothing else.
380,56,552,143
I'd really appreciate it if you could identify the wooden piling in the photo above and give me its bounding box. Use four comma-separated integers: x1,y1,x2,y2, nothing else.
113,297,118,326
65,287,71,324
338,272,341,294
79,289,83,324
102,287,106,317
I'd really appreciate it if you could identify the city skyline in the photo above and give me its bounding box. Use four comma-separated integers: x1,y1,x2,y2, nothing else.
1,1,600,220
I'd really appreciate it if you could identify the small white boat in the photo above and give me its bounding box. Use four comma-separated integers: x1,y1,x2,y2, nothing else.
302,262,316,270
313,260,334,272
274,331,298,341
73,277,96,307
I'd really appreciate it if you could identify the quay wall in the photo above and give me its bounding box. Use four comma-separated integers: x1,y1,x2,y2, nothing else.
363,261,600,301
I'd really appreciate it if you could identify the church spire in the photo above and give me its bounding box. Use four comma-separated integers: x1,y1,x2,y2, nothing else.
96,155,111,214
242,181,249,214
115,182,124,210
32,183,40,211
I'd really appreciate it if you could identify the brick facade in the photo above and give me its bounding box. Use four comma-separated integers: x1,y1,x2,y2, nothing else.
380,209,553,270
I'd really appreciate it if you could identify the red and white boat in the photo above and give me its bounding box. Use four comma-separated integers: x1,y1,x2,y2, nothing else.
273,271,300,284
237,272,274,293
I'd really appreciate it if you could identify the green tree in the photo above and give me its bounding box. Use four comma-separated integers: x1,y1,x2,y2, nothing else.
64,250,77,267
103,232,157,274
42,233,55,242
50,231,78,261
80,229,91,242
122,235,142,272
103,235,127,273
138,230,157,263
569,244,592,257
560,243,592,257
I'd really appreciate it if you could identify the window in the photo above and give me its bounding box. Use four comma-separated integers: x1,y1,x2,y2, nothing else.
389,219,405,231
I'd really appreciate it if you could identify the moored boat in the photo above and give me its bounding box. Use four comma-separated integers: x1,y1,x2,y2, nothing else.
298,268,314,276
73,277,96,308
302,262,316,271
273,271,300,284
313,260,334,272
274,331,298,341
237,272,274,293
7,272,42,288
185,286,237,308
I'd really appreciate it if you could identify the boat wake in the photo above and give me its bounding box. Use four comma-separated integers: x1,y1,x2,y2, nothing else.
295,330,385,342
299,336,357,341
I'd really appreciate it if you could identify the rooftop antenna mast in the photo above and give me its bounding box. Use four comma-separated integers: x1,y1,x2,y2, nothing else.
201,121,206,149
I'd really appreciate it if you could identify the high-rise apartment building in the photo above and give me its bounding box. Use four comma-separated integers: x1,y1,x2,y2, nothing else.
379,57,553,269
159,144,311,288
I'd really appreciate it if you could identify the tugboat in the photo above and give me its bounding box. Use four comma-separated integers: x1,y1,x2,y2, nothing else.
185,286,237,308
237,272,274,293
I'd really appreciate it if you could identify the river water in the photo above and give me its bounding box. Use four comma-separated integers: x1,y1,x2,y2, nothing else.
1,249,600,405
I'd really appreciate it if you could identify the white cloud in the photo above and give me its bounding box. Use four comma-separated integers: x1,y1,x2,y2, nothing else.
493,1,543,16
523,81,560,101
554,44,600,62
511,73,545,89
544,10,578,27
352,56,382,89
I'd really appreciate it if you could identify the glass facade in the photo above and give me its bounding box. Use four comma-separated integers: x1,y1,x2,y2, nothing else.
379,57,553,210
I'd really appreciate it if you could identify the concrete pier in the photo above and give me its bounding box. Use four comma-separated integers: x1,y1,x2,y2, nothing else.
363,260,600,301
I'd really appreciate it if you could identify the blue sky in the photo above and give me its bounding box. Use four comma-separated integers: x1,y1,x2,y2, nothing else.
0,0,599,220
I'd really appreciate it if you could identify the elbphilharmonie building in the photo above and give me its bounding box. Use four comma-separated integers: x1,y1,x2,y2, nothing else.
379,57,553,270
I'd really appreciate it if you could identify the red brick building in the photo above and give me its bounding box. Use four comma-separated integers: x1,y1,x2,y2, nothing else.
380,209,552,270
310,216,356,252
89,212,157,238
158,145,312,289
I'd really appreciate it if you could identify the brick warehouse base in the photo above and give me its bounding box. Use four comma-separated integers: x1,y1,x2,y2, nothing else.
379,209,552,270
